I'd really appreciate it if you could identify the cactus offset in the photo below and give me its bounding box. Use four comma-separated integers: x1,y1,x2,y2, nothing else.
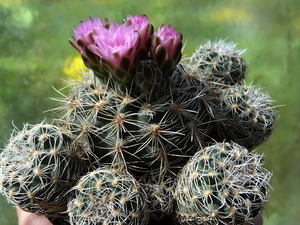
215,84,277,150
140,173,175,221
0,122,95,219
175,142,272,225
68,167,149,225
188,39,247,86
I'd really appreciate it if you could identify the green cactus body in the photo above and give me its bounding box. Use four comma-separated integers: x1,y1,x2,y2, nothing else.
54,71,218,177
216,84,276,150
0,123,94,218
189,40,247,86
175,142,271,225
67,167,149,225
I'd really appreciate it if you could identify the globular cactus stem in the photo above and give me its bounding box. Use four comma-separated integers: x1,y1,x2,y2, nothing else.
215,83,277,150
140,173,176,221
188,39,247,87
175,142,272,225
0,122,96,220
67,167,149,225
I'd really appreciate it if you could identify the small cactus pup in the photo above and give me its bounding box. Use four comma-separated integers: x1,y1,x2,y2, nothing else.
188,39,247,87
139,173,176,222
70,14,183,100
0,122,96,221
216,83,277,150
175,142,272,225
67,167,149,225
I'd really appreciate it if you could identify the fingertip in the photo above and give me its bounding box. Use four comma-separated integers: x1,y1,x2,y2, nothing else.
253,214,263,225
17,207,52,225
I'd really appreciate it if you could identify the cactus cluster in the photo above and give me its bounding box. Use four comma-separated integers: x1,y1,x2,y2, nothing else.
0,14,278,225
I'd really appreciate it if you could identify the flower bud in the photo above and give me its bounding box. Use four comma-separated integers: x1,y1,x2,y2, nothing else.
135,60,164,96
150,24,183,78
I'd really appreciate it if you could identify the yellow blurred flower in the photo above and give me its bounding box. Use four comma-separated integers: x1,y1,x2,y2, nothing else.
63,56,89,80
208,7,252,24
0,0,24,7
291,16,300,32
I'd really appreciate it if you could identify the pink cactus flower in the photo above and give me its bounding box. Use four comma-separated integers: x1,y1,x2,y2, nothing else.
156,25,182,57
151,24,183,66
70,16,108,52
69,14,183,87
125,14,154,59
88,20,139,70
126,14,150,32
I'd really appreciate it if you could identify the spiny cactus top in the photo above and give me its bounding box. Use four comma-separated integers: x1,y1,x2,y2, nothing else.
0,13,279,225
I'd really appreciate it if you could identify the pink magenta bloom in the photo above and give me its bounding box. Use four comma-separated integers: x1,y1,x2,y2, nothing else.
88,20,139,69
69,14,183,87
125,14,154,59
126,14,150,32
70,16,108,52
152,24,183,61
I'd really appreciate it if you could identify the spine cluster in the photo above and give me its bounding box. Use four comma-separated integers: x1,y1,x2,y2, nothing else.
0,14,278,225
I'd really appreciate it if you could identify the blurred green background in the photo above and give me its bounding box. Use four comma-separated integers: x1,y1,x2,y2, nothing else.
0,0,299,224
